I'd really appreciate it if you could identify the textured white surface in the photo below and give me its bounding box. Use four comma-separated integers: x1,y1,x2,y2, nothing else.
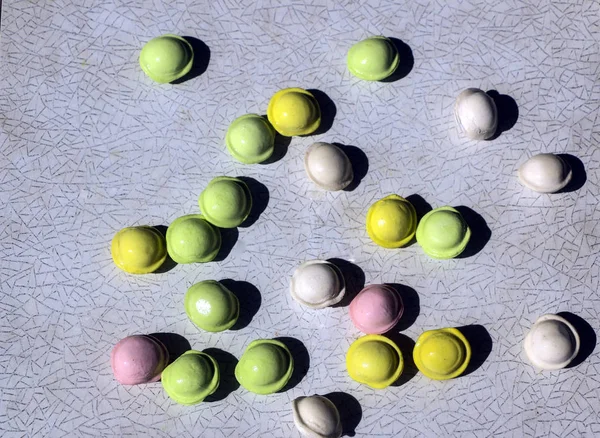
1,1,600,437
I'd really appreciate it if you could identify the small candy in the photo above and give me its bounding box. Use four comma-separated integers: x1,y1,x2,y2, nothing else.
267,88,321,137
139,34,193,83
226,114,276,164
413,328,471,380
111,226,167,274
349,284,403,334
524,314,580,370
518,153,572,193
366,195,417,248
304,142,354,191
198,176,252,228
415,206,471,259
346,334,403,389
161,350,220,405
235,339,293,394
290,260,346,309
166,215,221,263
347,36,399,81
454,88,498,140
292,395,342,438
111,335,169,385
184,280,239,332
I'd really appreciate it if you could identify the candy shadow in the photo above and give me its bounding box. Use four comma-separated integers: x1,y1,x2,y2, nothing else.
557,154,587,193
324,392,362,437
213,227,239,262
204,348,240,402
148,333,191,364
454,206,491,258
327,258,365,308
152,225,178,273
380,38,414,83
332,143,369,192
457,324,493,377
219,279,262,330
486,90,518,140
275,337,310,392
306,89,336,135
385,283,420,331
238,177,269,228
557,312,596,368
171,37,210,84
385,332,417,387
403,194,432,247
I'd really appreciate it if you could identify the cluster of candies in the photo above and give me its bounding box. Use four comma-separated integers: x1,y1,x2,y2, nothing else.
110,34,581,437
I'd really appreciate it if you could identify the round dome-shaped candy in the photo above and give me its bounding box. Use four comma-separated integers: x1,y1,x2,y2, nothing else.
346,335,403,389
139,35,194,84
347,36,399,81
366,195,417,248
166,215,221,263
524,314,580,370
226,114,276,164
290,260,346,309
304,142,354,191
235,339,294,394
349,284,403,334
184,280,239,332
518,153,572,193
161,350,220,405
198,176,252,228
292,395,342,438
111,226,167,274
413,328,471,380
267,88,321,137
415,206,471,259
111,335,169,385
454,88,498,140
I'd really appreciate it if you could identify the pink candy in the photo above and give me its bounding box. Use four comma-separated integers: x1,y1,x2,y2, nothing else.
349,284,404,334
110,335,169,385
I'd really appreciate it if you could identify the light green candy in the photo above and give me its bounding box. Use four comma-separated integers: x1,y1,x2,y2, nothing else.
226,114,276,164
185,280,239,332
161,350,219,405
198,176,252,228
235,339,294,394
139,34,193,83
166,215,221,264
347,36,399,81
416,206,471,259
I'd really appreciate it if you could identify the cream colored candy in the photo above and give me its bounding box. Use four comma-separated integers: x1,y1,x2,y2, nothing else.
518,153,572,193
290,260,345,309
454,88,498,140
524,314,580,370
304,142,353,191
292,395,342,438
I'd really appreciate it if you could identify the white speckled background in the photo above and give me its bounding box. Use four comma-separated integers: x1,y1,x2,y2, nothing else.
1,0,599,437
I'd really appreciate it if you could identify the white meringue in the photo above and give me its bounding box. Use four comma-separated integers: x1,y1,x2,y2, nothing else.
454,88,498,140
290,260,345,309
518,153,572,193
524,314,580,370
304,142,354,191
292,395,342,438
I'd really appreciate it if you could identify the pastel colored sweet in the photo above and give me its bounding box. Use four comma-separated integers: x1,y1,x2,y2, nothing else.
198,176,252,228
139,34,193,84
416,206,471,259
292,395,342,438
267,88,321,137
518,153,572,193
413,328,471,380
226,114,276,164
366,195,417,248
166,215,221,263
524,314,580,370
184,280,239,332
349,284,403,334
161,350,220,405
304,142,354,191
235,339,293,394
290,260,346,309
347,36,399,81
454,88,498,140
111,226,167,274
346,334,403,389
111,335,169,385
